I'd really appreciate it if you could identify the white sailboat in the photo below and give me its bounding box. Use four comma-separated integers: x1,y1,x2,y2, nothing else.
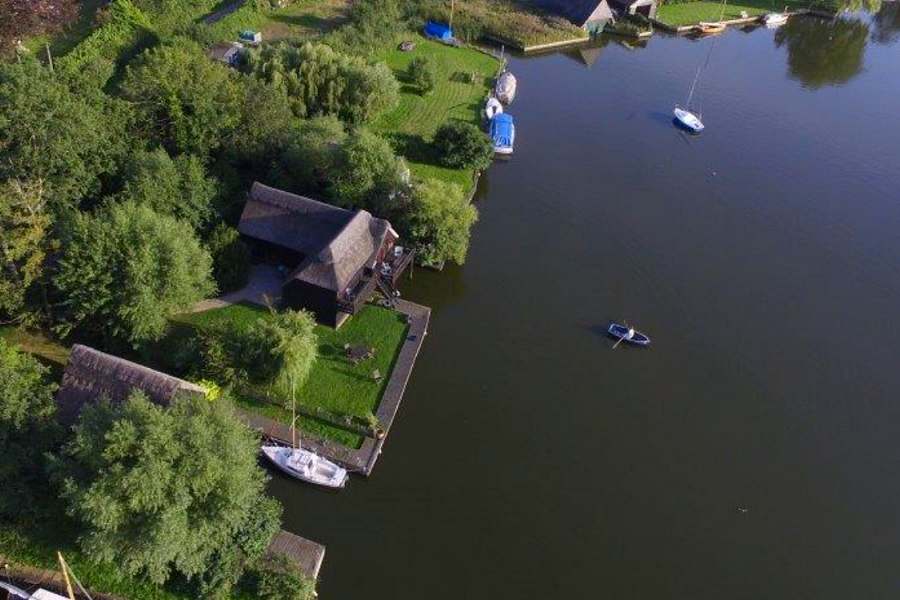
674,64,705,134
261,378,348,489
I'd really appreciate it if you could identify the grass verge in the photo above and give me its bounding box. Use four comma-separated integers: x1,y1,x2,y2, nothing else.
374,36,500,192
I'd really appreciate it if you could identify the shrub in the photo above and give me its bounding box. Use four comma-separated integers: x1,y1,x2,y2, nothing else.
408,56,437,94
403,178,478,266
207,224,251,294
433,121,494,170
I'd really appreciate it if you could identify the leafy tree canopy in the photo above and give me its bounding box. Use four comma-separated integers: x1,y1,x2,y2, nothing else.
53,391,281,594
207,223,251,294
53,201,215,349
272,116,347,197
332,128,410,210
247,42,399,124
226,76,298,168
0,179,56,324
404,178,479,267
0,57,131,209
0,338,58,517
119,147,218,229
433,121,494,171
122,42,243,156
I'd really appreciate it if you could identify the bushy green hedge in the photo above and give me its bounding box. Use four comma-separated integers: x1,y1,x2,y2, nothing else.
57,0,158,83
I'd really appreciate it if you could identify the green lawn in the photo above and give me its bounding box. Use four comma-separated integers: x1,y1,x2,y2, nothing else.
204,0,350,44
175,303,409,446
656,0,835,26
373,37,501,192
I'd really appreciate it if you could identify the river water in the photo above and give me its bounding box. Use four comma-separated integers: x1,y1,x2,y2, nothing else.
274,9,900,599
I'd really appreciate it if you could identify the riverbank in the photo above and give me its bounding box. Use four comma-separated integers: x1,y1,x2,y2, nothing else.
655,0,837,27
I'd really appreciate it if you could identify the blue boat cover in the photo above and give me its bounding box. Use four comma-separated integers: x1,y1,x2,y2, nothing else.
490,113,514,148
424,21,454,40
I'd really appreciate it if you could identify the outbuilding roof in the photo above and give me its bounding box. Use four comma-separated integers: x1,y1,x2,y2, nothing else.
56,345,205,423
533,0,612,26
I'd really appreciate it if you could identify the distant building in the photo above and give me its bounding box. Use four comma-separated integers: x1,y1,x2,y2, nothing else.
609,0,658,20
238,183,413,327
208,41,244,66
534,0,616,33
56,345,205,423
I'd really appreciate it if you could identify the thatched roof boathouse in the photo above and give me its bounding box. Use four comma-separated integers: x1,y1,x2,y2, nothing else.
238,182,413,327
56,344,204,423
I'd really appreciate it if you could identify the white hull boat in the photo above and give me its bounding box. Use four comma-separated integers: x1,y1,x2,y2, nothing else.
495,71,517,105
673,106,705,133
484,96,504,120
762,12,788,26
262,445,348,489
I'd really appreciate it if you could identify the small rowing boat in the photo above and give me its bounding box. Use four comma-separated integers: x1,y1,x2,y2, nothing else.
484,96,503,121
608,323,651,347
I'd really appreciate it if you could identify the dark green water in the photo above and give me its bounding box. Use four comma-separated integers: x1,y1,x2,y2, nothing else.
274,9,900,598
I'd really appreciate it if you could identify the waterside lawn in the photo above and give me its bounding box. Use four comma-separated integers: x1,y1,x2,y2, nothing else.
174,303,409,447
374,37,501,192
656,0,836,26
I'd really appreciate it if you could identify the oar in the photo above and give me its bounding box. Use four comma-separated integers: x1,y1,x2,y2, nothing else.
612,336,625,350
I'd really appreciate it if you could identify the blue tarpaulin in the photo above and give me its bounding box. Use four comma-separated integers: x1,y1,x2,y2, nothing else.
490,113,515,150
424,21,454,41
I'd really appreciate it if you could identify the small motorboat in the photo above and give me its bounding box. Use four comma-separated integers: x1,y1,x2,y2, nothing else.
608,323,651,347
262,445,348,489
495,71,517,105
489,112,515,155
673,106,704,133
761,12,788,26
484,96,503,121
694,22,726,35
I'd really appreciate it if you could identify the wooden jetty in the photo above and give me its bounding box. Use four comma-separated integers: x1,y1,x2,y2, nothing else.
266,530,326,581
241,299,431,476
650,8,835,34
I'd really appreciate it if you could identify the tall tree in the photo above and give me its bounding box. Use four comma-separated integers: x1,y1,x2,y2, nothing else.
0,179,55,324
53,392,281,595
54,201,215,349
122,42,243,156
332,129,409,210
403,178,478,267
0,338,58,518
119,148,218,230
0,57,131,209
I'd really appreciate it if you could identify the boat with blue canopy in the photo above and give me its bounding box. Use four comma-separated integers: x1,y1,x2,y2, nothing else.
490,113,515,155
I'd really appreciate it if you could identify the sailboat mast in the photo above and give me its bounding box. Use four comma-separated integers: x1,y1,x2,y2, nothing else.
58,552,77,600
686,65,702,107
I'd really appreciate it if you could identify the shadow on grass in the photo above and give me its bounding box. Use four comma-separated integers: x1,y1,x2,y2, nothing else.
267,12,343,33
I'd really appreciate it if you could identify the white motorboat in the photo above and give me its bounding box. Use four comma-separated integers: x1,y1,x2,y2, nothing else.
762,12,788,26
495,71,517,105
673,107,705,133
484,96,503,120
262,445,348,489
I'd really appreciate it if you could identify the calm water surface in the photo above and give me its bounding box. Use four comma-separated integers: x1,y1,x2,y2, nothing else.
275,10,900,598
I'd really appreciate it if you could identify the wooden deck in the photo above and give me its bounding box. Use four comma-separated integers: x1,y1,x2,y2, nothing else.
266,530,326,581
241,299,431,475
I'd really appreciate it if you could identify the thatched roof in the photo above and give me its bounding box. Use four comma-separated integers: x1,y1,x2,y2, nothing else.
56,345,204,423
533,0,613,25
239,182,397,294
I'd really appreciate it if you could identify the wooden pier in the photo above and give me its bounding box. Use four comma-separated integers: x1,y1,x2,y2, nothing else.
266,530,326,581
241,299,431,476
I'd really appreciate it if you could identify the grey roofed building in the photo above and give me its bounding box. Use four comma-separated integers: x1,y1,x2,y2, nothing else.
208,41,244,66
56,344,205,423
533,0,615,30
609,0,658,19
